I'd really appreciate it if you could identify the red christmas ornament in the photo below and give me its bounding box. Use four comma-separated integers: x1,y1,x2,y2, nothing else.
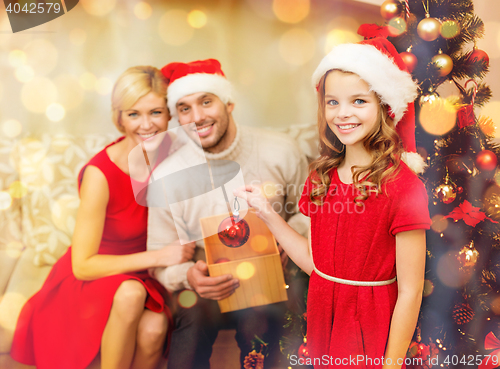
469,49,490,67
457,105,475,129
218,216,250,248
400,51,418,73
476,150,498,171
298,342,310,360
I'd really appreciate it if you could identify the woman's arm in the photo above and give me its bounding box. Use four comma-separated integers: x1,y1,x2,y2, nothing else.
71,166,194,281
383,229,426,368
234,186,313,274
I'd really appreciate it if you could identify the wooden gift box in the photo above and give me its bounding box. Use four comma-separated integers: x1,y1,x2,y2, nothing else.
200,210,288,313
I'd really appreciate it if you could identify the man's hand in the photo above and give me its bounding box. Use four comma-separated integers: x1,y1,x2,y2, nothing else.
187,260,239,300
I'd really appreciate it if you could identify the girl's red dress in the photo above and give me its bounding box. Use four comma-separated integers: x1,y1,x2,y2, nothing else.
11,137,172,369
299,163,431,369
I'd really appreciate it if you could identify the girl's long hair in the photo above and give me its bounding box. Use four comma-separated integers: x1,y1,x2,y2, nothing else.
309,70,404,205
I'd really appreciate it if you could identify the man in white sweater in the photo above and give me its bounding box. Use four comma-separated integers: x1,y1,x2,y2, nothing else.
147,59,309,369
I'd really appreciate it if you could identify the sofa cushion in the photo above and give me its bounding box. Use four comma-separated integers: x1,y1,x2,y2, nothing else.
17,133,118,267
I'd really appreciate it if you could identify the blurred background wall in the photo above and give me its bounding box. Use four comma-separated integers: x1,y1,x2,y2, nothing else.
0,0,498,139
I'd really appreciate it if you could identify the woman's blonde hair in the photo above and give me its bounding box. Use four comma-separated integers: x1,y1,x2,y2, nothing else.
309,69,404,205
111,66,168,133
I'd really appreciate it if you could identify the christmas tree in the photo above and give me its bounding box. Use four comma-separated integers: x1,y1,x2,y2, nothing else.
280,1,500,368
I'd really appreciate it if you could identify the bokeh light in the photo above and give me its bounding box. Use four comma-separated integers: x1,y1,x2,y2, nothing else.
236,261,256,280
387,17,407,37
178,290,197,308
69,28,87,45
2,119,22,138
79,72,97,90
159,9,194,46
279,28,315,66
46,103,66,122
0,191,12,210
419,98,457,136
24,39,58,76
423,279,434,297
134,2,152,20
476,21,500,59
430,214,449,233
8,50,26,67
9,181,28,199
6,241,24,259
440,20,460,39
51,134,73,152
15,65,34,83
95,77,113,95
0,293,27,331
324,29,360,54
250,234,269,252
272,0,310,24
52,195,79,233
480,102,500,138
21,77,57,114
491,295,500,315
187,10,207,28
437,252,472,288
18,138,54,187
80,0,117,17
55,74,84,110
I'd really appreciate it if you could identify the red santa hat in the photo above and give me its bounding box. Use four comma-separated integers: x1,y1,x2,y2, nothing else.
161,59,233,117
312,37,427,174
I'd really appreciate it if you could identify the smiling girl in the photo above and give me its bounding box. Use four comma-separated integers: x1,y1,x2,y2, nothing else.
235,38,431,368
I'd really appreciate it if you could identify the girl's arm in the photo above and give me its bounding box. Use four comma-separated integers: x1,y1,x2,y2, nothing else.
234,186,313,275
71,165,195,281
383,229,426,368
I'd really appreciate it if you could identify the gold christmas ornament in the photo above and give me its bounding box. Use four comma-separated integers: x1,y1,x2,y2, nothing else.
457,241,479,269
417,15,441,41
440,19,460,39
419,90,439,106
380,0,402,20
433,183,457,204
432,51,454,77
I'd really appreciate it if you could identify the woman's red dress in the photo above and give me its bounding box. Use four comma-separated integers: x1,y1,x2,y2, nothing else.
11,137,172,369
299,164,431,369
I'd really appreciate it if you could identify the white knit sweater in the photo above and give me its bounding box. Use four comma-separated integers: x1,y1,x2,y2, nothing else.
147,125,309,291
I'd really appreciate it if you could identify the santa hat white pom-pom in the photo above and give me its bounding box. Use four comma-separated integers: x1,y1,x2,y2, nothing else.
401,151,427,174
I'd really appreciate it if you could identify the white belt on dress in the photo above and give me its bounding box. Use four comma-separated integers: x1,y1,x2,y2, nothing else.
308,226,397,287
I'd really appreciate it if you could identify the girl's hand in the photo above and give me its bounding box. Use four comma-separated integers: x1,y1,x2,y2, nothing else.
233,185,275,220
156,240,196,267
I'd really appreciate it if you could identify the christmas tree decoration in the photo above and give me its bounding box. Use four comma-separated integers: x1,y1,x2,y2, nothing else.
217,197,250,248
478,116,496,137
444,200,498,227
452,302,475,325
482,332,500,368
417,15,441,42
380,0,401,20
419,90,439,106
419,96,457,136
440,19,460,39
298,338,310,360
469,48,490,67
387,16,407,37
433,183,457,204
400,48,418,73
217,215,250,248
476,150,498,172
457,241,479,269
243,350,264,369
431,50,453,77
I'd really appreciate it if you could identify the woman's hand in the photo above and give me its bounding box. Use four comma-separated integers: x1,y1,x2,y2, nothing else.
233,185,275,220
156,240,196,267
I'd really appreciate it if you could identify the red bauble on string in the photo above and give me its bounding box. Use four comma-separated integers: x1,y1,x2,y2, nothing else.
400,51,418,73
218,216,250,248
476,150,498,172
469,49,490,67
298,342,310,360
